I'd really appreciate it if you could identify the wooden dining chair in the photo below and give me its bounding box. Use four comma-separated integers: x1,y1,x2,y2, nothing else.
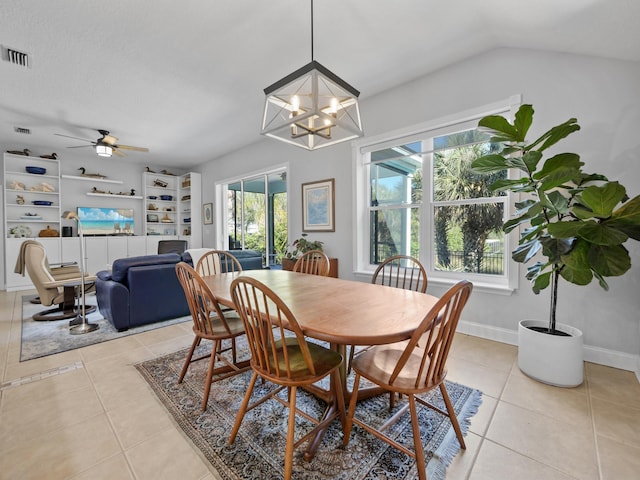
293,249,330,276
229,276,345,480
343,280,473,480
196,249,243,276
348,254,428,374
175,262,249,411
371,254,428,292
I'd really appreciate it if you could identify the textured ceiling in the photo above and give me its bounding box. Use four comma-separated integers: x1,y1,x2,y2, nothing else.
1,0,639,169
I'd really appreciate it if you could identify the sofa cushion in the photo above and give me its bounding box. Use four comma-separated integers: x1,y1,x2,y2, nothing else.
111,253,181,284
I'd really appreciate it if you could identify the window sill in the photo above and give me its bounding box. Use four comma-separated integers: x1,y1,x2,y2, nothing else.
353,271,516,296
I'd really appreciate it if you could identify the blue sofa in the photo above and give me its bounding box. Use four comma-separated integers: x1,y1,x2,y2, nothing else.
95,249,263,331
96,253,188,331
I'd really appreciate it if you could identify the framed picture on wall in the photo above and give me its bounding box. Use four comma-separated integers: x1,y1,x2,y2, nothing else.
203,203,213,225
302,178,335,232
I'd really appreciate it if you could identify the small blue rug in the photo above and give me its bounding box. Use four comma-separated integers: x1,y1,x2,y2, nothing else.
20,294,190,361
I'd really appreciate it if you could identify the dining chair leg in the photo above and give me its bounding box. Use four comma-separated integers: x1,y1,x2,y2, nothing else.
409,394,427,480
229,371,259,444
439,383,466,449
343,373,362,446
178,336,200,383
284,385,298,480
346,346,355,374
201,339,220,411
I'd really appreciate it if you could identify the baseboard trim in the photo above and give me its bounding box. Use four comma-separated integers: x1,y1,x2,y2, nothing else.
457,320,640,377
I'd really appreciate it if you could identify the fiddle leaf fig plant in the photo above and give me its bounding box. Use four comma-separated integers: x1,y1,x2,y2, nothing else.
284,235,324,259
472,104,640,334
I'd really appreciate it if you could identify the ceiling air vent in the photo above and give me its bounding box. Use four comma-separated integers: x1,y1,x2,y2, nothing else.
1,45,31,68
14,127,31,135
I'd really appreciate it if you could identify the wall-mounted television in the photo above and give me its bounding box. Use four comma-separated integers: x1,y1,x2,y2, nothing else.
77,207,135,236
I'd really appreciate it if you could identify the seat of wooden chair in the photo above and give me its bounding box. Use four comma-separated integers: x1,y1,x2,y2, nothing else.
293,249,330,276
348,254,428,374
229,276,345,480
175,261,249,412
343,280,473,480
196,249,242,276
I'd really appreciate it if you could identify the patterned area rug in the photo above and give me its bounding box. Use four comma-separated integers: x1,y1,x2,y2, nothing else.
20,294,190,361
136,342,482,480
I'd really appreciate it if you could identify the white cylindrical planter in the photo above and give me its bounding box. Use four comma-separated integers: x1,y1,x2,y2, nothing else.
518,319,584,387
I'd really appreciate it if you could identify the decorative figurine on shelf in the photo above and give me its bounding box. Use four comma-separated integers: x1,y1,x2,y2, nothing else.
78,167,106,179
91,186,106,194
148,203,158,210
7,149,31,156
16,194,25,205
161,213,172,223
130,189,136,196
153,178,168,187
161,169,175,176
11,180,26,190
38,225,59,237
40,153,57,159
145,166,155,173
29,182,55,192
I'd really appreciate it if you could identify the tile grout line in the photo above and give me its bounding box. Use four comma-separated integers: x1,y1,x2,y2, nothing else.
0,361,84,391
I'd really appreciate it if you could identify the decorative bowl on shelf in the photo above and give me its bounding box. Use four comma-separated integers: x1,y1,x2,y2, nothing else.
21,214,42,220
32,200,53,206
160,195,173,201
26,166,47,175
148,195,157,199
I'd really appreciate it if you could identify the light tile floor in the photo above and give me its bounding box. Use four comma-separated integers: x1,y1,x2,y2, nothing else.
1,289,639,479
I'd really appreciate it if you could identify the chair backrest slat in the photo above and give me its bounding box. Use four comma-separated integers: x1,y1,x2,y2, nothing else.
231,276,316,379
372,255,427,293
293,250,330,276
388,280,472,389
196,250,242,276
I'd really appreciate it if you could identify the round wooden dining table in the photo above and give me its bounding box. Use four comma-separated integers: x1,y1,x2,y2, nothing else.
201,269,440,459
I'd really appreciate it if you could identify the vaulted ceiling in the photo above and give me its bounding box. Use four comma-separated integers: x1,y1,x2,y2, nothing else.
1,0,639,169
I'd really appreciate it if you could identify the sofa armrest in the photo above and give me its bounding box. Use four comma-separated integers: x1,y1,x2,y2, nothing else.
95,277,130,331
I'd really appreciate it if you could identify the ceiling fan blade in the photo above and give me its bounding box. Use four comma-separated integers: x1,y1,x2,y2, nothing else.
116,144,149,152
112,148,126,157
102,134,119,145
54,133,94,143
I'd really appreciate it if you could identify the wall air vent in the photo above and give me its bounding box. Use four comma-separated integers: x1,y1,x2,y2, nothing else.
1,45,31,68
14,127,31,135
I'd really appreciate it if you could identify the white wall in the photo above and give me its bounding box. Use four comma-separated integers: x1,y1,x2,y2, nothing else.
199,47,640,372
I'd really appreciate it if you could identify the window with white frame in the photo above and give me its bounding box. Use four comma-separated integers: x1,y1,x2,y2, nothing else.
355,98,520,290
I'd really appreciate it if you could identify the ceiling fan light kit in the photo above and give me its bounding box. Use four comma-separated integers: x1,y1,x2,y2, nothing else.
95,143,112,157
260,0,363,151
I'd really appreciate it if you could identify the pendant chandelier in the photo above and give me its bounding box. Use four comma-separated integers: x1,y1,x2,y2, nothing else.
260,0,363,150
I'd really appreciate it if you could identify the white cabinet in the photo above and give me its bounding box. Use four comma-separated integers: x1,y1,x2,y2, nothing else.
178,172,202,248
143,172,178,236
4,153,62,239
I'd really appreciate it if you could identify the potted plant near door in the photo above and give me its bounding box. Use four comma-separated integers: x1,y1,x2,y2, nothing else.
472,104,640,387
281,235,325,271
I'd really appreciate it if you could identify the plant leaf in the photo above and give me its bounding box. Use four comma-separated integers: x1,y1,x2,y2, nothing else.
547,221,582,238
527,118,581,152
471,154,510,174
543,190,570,215
580,182,626,218
560,240,593,285
532,271,551,293
489,178,528,193
608,194,640,240
576,221,628,246
513,104,534,140
478,115,519,141
512,239,541,263
588,244,631,277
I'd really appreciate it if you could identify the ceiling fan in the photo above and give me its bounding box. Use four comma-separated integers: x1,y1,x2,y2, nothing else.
54,129,149,157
